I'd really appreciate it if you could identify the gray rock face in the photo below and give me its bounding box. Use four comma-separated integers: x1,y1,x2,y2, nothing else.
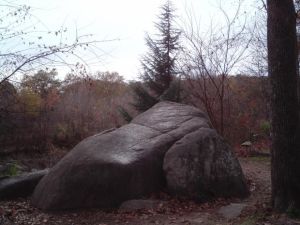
218,203,247,219
31,101,248,211
0,169,48,200
163,128,249,200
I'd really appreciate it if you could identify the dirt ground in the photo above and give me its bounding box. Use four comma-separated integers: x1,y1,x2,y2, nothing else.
1,157,300,225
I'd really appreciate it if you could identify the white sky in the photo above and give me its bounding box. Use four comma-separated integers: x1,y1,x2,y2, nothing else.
15,0,256,81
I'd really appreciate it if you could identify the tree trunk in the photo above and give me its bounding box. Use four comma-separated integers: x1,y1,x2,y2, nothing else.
267,0,300,212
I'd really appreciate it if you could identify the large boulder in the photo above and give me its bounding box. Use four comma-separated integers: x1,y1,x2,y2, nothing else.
163,128,249,201
31,101,248,210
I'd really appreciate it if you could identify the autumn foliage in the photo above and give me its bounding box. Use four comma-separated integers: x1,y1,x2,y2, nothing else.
0,68,270,155
0,70,131,154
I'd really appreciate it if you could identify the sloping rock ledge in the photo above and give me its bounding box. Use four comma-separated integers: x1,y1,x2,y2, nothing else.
0,169,48,200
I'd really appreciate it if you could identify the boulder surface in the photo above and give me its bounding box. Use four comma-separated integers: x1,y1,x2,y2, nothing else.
163,128,249,200
31,101,248,210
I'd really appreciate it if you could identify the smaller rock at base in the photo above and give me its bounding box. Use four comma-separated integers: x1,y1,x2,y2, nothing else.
218,203,247,219
0,169,49,200
119,199,166,212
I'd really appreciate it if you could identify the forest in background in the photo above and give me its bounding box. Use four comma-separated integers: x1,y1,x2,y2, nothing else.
0,71,270,154
0,0,273,156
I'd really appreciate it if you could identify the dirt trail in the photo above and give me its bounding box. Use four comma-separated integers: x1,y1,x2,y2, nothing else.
1,157,299,225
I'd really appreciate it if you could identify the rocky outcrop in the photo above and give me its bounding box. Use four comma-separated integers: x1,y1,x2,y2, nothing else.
31,101,248,210
0,169,48,200
163,128,249,201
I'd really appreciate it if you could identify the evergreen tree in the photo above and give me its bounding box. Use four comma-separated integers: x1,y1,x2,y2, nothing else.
133,0,181,112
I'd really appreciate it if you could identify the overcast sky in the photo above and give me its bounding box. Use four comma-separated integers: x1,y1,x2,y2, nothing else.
15,0,256,80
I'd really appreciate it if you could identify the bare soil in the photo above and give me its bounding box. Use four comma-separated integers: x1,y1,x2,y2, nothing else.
1,157,300,225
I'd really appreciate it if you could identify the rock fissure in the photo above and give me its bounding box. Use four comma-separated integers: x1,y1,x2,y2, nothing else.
131,121,174,137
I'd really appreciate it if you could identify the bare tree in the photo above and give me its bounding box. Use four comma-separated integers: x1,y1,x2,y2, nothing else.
245,1,268,76
56,71,129,143
181,0,251,136
0,2,114,84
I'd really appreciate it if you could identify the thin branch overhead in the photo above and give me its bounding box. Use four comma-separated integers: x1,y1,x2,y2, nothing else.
0,3,118,83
